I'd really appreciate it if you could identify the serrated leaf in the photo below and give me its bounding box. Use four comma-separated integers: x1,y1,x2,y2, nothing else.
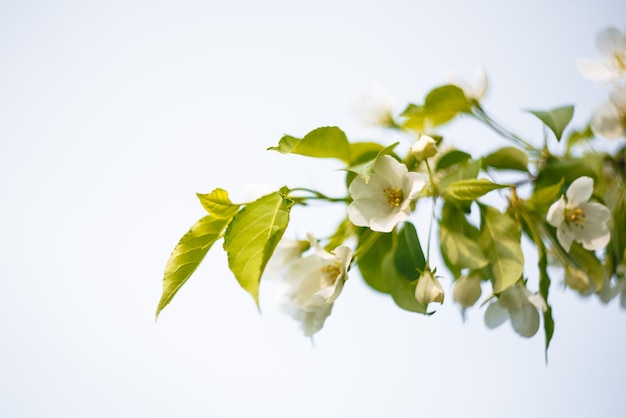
394,222,426,280
156,215,233,318
484,147,528,171
223,191,294,305
479,205,524,294
346,142,399,182
436,149,472,171
443,178,510,201
196,188,240,218
440,203,489,270
356,229,392,293
527,105,574,141
267,126,351,163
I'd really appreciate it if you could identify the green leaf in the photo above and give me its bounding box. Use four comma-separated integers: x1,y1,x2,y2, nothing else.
348,142,385,165
385,251,427,314
528,178,564,212
527,105,574,141
535,154,605,196
156,215,234,318
394,222,426,280
356,229,392,293
443,178,510,201
565,123,593,153
267,126,351,163
436,149,472,171
324,217,355,253
196,188,240,218
484,147,528,171
346,142,399,182
479,205,524,294
440,203,489,271
223,191,294,305
402,85,470,130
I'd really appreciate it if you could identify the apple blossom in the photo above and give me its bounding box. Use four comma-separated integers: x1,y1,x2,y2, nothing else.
484,282,547,338
410,134,438,160
576,26,626,85
590,86,626,139
281,234,352,336
348,155,426,233
415,268,444,306
546,176,611,252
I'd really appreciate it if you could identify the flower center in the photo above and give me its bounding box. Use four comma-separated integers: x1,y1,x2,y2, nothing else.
383,187,404,207
320,264,340,286
565,207,586,228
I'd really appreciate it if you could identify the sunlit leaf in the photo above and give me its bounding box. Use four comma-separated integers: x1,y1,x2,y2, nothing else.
267,126,351,163
479,204,524,294
346,142,399,182
527,105,574,141
440,203,489,271
527,178,564,211
402,85,470,130
443,178,510,201
484,147,528,171
156,215,233,318
196,188,240,218
223,191,294,305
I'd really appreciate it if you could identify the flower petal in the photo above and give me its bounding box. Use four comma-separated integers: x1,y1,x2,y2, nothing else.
348,196,391,229
595,27,626,58
566,176,594,207
557,223,575,252
509,305,540,338
484,302,508,329
591,101,623,139
404,172,427,200
546,196,565,227
374,155,407,186
575,59,617,83
370,207,408,233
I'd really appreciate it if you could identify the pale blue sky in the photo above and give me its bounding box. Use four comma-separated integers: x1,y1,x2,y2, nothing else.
1,1,625,417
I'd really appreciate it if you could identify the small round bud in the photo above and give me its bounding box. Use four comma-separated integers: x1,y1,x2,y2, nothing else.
411,135,437,160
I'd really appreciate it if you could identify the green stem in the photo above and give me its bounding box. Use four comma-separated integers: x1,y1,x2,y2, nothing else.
288,187,350,204
472,105,536,151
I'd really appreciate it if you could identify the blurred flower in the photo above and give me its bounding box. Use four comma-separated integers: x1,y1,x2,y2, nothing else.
281,233,352,337
484,282,547,338
546,176,611,252
263,237,308,280
447,67,488,102
591,86,626,139
348,155,426,233
414,268,444,306
453,274,482,308
410,134,438,160
576,27,626,85
353,83,397,127
564,266,590,292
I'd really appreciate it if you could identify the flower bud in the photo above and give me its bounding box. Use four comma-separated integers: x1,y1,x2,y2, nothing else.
452,274,482,308
415,269,444,305
564,267,590,292
410,135,437,160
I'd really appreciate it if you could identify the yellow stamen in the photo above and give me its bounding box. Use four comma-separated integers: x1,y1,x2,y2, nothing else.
565,207,586,228
320,264,340,286
383,187,404,207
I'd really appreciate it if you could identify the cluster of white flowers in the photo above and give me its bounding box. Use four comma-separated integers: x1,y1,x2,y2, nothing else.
272,234,352,337
577,27,626,140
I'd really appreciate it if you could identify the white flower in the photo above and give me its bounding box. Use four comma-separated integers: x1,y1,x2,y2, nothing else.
452,274,482,308
447,67,488,102
576,27,626,85
546,176,611,252
263,237,308,280
348,155,426,233
410,134,438,160
281,233,352,337
484,282,547,338
414,268,444,306
353,83,397,127
591,86,626,139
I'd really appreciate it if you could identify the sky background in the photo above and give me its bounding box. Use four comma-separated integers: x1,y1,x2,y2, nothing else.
1,1,625,417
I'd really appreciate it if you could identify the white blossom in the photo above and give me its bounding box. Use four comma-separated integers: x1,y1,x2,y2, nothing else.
484,282,547,338
414,268,444,306
348,155,426,233
591,86,626,139
281,234,352,337
410,134,438,160
576,26,626,85
453,274,482,308
353,83,397,127
546,176,611,252
447,67,488,102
